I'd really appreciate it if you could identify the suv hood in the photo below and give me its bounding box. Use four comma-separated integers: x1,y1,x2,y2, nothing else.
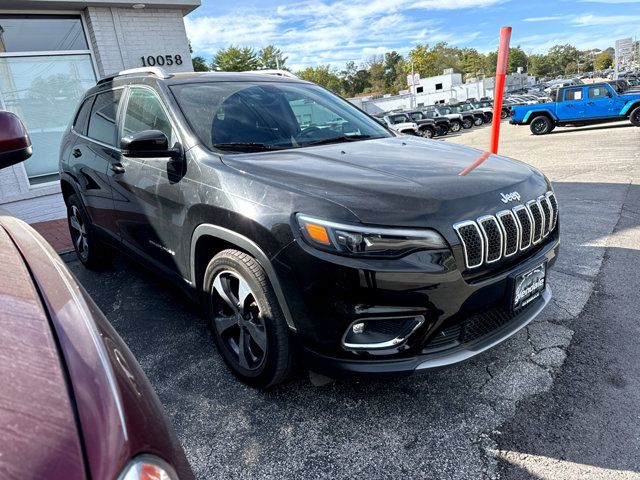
221,136,550,229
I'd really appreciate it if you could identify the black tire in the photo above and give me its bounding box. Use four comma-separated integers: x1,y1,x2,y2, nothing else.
473,116,484,126
437,124,449,136
203,249,293,388
462,118,473,129
484,113,493,124
630,106,640,127
530,115,553,135
66,194,112,269
500,109,509,119
421,127,435,138
450,120,462,132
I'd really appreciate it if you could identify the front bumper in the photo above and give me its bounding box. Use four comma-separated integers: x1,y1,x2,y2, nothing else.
509,119,525,125
302,287,550,377
275,221,560,373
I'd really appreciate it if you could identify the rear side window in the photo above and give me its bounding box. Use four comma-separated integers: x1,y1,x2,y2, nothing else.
73,97,95,135
588,86,609,99
564,88,583,101
87,90,122,146
123,88,175,144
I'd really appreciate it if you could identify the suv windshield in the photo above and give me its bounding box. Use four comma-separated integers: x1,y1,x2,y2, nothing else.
170,81,390,152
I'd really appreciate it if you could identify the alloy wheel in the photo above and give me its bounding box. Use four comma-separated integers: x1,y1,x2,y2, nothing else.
69,205,89,261
532,119,547,134
211,270,267,371
451,122,461,132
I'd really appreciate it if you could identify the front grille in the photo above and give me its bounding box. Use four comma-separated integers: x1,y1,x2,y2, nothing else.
454,191,558,270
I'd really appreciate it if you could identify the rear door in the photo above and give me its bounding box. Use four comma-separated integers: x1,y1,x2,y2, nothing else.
112,86,186,277
69,90,124,240
556,87,586,120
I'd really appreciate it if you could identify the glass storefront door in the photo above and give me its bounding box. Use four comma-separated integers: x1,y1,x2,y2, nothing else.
0,15,96,184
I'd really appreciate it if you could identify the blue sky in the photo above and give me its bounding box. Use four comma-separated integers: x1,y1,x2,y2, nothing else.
186,0,640,70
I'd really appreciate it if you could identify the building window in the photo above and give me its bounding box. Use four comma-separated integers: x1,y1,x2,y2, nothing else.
435,83,443,91
0,15,96,184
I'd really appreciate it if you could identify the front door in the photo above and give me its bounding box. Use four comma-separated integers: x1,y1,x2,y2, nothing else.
556,87,587,121
111,86,187,277
586,85,619,117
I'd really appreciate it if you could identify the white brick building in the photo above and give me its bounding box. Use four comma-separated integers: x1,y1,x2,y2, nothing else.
0,0,199,223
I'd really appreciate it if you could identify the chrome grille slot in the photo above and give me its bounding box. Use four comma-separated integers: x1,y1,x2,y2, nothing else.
546,192,558,231
513,205,532,250
539,195,552,237
453,191,557,270
527,200,544,244
478,216,503,263
453,221,484,269
496,210,519,257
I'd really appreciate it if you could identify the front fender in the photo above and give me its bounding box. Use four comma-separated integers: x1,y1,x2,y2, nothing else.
620,101,640,116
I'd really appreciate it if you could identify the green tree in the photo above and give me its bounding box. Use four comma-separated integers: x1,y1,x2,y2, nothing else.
460,47,486,80
406,43,462,79
547,44,580,77
383,51,407,93
192,55,209,72
211,45,259,71
297,65,342,93
258,45,288,70
594,51,614,70
508,47,528,73
366,54,386,93
340,61,371,97
528,54,554,77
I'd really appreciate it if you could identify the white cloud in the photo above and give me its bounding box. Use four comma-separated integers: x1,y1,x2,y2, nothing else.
186,0,505,70
523,16,563,22
571,13,640,25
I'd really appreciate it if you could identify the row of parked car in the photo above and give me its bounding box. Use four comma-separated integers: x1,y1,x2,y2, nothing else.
373,99,510,138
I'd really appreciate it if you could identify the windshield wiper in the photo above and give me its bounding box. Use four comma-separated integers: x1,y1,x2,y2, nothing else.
212,142,286,152
303,134,377,147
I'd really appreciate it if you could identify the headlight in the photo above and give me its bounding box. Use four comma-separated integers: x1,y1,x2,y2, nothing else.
296,214,448,257
119,455,178,480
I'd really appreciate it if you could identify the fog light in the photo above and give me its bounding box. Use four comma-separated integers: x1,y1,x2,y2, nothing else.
352,322,366,334
342,315,425,351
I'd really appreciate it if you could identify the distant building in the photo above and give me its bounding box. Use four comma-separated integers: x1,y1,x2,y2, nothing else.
350,70,534,115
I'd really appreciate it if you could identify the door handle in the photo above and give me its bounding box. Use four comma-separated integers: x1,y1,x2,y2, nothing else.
111,163,125,174
586,102,595,105
566,104,573,107
72,148,82,158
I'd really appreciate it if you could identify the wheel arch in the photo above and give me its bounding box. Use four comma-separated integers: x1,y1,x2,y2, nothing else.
60,173,81,206
190,224,297,331
523,110,556,124
622,101,640,117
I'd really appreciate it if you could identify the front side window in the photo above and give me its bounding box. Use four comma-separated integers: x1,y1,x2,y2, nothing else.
170,81,390,152
123,88,175,144
87,90,122,146
588,86,609,99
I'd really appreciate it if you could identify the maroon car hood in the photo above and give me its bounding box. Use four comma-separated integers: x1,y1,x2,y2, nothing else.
0,226,85,479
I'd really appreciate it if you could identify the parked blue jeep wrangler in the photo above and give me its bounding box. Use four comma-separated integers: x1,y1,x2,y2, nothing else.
510,82,640,135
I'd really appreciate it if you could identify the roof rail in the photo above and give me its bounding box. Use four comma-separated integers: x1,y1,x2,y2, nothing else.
241,69,299,79
97,67,172,85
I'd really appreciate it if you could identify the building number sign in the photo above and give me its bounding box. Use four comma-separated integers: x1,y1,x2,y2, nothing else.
140,55,184,67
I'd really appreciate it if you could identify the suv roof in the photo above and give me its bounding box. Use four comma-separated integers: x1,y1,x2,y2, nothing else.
88,67,308,97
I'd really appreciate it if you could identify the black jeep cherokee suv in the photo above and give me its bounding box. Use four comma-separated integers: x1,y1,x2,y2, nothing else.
60,68,560,388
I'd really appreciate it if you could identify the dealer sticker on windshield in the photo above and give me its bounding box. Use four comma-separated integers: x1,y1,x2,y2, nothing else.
513,262,546,310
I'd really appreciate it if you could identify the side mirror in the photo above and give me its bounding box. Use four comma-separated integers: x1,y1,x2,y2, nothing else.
121,130,180,159
0,111,32,170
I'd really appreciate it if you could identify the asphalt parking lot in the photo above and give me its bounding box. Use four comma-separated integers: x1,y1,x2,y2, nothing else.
66,120,640,479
